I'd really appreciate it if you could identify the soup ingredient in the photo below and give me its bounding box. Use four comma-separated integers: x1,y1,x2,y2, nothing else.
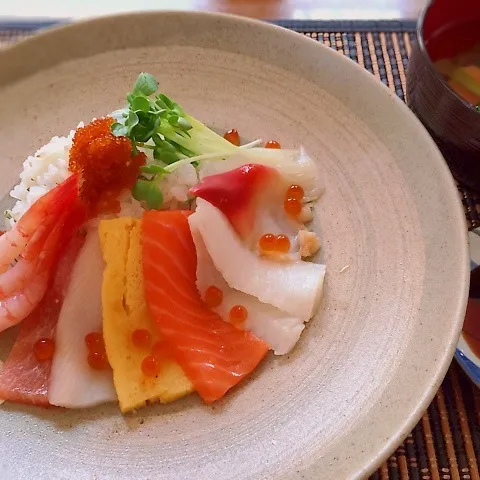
99,217,193,413
142,210,269,403
191,224,306,355
189,199,325,320
0,234,84,406
48,228,116,408
435,48,480,106
0,178,86,333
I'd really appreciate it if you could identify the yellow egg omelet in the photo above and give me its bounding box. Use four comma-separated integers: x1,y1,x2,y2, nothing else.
98,217,193,413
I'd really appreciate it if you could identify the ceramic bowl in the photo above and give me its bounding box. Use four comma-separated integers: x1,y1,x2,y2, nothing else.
0,12,469,480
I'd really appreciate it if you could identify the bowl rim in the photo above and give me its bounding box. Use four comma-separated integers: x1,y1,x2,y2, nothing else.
0,10,470,479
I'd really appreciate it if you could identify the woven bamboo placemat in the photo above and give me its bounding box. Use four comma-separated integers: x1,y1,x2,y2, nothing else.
0,19,478,480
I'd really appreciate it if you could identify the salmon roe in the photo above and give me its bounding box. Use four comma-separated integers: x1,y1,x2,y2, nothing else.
265,140,281,149
259,233,291,253
131,329,153,349
85,332,105,352
224,128,240,146
69,117,146,215
204,285,223,308
229,305,248,328
259,233,277,252
283,185,304,217
33,338,55,361
284,197,302,216
87,351,110,371
275,234,291,253
286,184,304,200
85,331,109,370
141,355,161,377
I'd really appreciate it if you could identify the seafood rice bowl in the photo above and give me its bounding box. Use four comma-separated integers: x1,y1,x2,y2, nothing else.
0,72,326,412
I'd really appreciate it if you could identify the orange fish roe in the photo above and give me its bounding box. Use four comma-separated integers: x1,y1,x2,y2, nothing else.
224,128,240,146
69,117,146,215
229,305,248,329
141,355,161,377
84,332,104,352
275,234,291,253
284,197,302,216
85,331,109,369
265,140,281,149
204,285,223,308
259,233,277,252
33,338,55,361
87,351,110,371
259,233,291,253
286,184,304,200
131,329,153,349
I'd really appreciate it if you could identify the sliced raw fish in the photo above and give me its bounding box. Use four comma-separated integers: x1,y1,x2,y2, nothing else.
0,234,84,406
142,210,269,403
198,147,322,200
49,228,116,408
191,164,319,259
189,199,326,320
191,224,305,355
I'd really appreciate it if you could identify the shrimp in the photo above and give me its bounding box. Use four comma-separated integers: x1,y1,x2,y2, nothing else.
0,176,86,333
0,174,77,273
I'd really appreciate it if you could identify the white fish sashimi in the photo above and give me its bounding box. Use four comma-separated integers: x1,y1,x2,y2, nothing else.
189,199,326,320
49,228,116,408
191,224,305,355
199,147,322,200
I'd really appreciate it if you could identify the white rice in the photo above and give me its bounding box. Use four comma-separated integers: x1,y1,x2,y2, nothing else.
4,119,200,230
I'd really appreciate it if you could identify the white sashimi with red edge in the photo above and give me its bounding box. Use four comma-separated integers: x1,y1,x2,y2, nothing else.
198,148,322,201
189,199,325,320
49,228,116,408
190,163,320,261
0,233,85,406
190,224,305,355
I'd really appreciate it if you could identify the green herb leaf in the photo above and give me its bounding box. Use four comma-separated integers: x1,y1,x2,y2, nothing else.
140,165,168,174
111,122,128,137
133,72,158,96
132,179,163,210
130,95,151,113
157,93,174,110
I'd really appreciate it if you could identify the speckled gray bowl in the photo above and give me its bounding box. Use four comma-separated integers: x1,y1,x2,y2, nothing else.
0,11,469,480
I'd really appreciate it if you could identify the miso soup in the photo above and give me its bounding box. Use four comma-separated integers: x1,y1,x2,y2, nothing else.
434,43,480,109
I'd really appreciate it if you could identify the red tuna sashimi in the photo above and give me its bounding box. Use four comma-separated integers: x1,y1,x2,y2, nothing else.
142,210,269,403
189,164,283,240
0,230,85,406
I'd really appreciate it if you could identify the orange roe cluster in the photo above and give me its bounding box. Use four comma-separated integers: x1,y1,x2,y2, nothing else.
69,117,146,215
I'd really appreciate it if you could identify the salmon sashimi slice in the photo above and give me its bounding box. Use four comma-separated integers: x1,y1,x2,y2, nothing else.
0,233,85,406
142,210,269,403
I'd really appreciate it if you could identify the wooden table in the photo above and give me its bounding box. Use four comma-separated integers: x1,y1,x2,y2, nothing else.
1,0,427,21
